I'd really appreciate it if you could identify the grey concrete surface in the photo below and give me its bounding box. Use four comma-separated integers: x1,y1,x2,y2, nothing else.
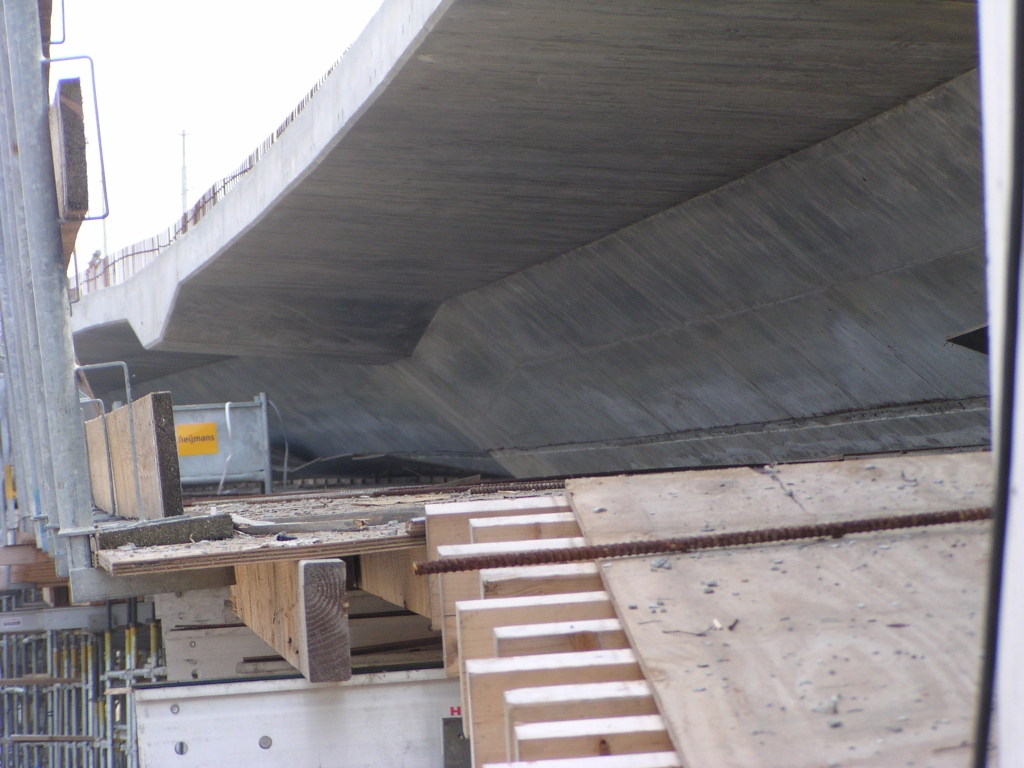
72,0,977,363
79,72,990,476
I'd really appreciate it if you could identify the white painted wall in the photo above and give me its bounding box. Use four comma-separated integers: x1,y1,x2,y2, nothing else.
134,669,461,767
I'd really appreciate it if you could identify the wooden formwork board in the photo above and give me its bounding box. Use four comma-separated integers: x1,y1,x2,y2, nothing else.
425,495,571,629
96,525,421,575
566,452,992,546
470,512,581,544
481,755,681,768
502,681,659,744
565,452,994,768
358,545,432,618
425,492,680,768
513,714,673,762
83,392,182,520
466,649,644,768
480,563,604,599
493,619,628,657
593,524,988,767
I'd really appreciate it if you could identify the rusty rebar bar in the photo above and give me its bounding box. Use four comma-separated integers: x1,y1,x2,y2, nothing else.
412,506,991,575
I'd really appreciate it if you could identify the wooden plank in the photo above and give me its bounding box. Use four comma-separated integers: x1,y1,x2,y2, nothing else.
0,545,46,566
503,681,658,740
441,538,588,615
10,556,66,589
95,514,233,550
513,715,672,761
457,592,616,668
84,415,113,514
480,753,681,768
84,392,183,520
426,495,571,631
466,649,643,768
96,525,422,576
300,559,352,682
457,592,616,738
494,619,628,658
470,513,581,544
439,537,586,675
358,545,431,617
566,452,992,545
231,558,350,683
599,521,989,768
481,563,603,599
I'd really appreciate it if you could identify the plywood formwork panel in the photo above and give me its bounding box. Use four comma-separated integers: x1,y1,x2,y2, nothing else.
97,525,420,575
595,523,988,767
561,452,993,766
566,452,992,546
83,392,182,520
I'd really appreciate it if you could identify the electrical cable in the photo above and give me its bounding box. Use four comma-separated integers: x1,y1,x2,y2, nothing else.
268,399,289,487
216,401,233,495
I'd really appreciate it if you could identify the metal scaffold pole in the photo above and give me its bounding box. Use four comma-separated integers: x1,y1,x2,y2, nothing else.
0,0,94,572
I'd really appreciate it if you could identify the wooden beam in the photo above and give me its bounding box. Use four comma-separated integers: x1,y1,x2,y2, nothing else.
494,619,628,658
0,545,46,566
481,563,603,599
465,649,643,767
425,495,571,632
457,591,616,669
514,715,673,761
441,537,588,618
83,392,183,520
69,566,235,603
480,753,681,768
469,512,581,544
231,558,350,683
503,681,658,746
439,537,586,674
358,545,431,618
456,592,616,739
10,554,66,589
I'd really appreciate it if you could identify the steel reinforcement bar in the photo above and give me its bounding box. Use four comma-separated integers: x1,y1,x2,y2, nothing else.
412,506,992,575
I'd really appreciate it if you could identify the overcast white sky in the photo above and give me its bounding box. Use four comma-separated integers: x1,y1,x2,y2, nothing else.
51,0,383,264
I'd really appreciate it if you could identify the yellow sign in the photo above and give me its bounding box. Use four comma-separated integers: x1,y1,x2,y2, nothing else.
4,465,14,500
176,422,219,456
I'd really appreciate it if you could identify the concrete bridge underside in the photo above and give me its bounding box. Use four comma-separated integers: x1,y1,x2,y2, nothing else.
72,0,988,477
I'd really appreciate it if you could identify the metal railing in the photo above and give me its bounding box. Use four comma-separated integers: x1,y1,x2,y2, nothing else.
74,52,344,298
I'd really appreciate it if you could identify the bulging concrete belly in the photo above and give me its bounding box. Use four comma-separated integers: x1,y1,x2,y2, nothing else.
73,2,986,477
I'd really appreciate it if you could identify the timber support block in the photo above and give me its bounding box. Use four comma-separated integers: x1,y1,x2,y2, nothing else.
232,558,351,683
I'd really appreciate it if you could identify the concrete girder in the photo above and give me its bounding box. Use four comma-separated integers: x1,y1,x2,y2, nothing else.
71,0,977,364
77,73,989,476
